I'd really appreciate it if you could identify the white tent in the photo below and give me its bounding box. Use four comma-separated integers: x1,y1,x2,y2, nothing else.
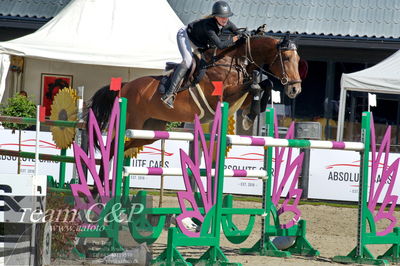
0,0,183,101
337,50,400,141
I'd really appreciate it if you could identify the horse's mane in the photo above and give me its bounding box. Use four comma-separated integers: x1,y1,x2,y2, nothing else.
209,34,279,60
250,34,278,40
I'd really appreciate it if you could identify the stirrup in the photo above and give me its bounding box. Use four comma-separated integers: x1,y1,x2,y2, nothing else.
242,115,254,131
242,107,250,119
161,94,175,109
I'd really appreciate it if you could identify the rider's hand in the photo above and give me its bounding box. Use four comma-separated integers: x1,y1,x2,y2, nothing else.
232,35,239,42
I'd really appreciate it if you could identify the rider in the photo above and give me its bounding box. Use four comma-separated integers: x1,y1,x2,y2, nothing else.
161,0,240,109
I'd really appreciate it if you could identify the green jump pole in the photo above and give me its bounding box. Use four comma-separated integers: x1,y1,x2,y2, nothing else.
110,97,128,253
115,97,127,197
59,148,67,188
263,107,275,251
74,97,128,257
0,116,85,128
240,107,319,257
239,107,284,256
358,111,372,259
209,101,229,261
332,112,390,264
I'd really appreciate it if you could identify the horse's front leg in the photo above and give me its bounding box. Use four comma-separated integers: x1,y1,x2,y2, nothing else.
242,77,273,130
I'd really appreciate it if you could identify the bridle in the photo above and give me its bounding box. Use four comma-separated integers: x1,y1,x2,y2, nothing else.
204,35,302,88
243,35,302,86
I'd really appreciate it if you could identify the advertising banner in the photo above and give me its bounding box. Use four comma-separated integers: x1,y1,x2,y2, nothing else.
128,140,189,190
6,129,399,202
214,145,300,196
128,139,301,196
308,149,400,203
223,145,264,195
0,129,74,182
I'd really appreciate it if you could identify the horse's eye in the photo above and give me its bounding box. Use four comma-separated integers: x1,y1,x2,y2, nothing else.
282,57,290,61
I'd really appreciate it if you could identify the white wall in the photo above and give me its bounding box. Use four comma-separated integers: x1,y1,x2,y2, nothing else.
2,58,163,105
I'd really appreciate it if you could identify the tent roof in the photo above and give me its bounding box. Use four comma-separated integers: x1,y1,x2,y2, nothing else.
341,50,400,94
0,0,183,69
168,0,400,40
337,49,400,141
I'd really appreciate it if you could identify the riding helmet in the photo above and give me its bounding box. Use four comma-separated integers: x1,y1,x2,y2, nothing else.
212,1,233,18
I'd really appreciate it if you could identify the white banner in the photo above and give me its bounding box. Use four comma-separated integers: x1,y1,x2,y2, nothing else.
0,129,74,182
6,129,399,203
223,145,264,195
128,140,189,190
220,145,300,196
129,140,301,197
128,141,266,195
308,149,400,202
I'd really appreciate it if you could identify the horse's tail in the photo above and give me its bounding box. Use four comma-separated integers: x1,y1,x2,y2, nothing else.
87,85,119,131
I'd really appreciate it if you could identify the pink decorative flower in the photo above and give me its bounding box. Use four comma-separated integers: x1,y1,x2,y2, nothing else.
176,102,222,237
71,98,120,215
368,117,399,236
272,115,304,229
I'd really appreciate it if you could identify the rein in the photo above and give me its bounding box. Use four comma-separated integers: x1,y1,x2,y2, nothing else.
203,46,249,83
199,34,302,89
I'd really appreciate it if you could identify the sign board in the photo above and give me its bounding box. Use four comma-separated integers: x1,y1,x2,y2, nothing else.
0,174,47,223
0,129,74,182
128,140,189,190
308,149,400,203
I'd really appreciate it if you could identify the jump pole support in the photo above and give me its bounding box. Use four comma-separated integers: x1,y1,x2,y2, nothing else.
109,97,127,252
79,97,128,257
332,111,398,265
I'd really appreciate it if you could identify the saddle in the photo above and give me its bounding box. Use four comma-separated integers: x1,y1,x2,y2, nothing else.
158,52,208,95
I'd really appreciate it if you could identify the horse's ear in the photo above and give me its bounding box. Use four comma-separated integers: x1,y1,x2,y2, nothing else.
256,24,267,35
283,32,290,42
279,32,290,47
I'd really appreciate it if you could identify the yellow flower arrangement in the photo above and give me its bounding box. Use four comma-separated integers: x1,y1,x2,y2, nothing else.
50,87,78,149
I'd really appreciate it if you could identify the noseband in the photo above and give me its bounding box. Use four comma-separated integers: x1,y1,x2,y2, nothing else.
244,36,302,86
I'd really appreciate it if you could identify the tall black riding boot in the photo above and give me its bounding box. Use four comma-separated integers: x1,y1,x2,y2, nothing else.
161,63,188,109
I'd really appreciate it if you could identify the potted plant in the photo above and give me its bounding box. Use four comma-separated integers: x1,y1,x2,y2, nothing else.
0,93,36,173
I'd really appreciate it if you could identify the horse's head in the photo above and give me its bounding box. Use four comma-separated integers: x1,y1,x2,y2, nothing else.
241,33,302,99
269,34,302,98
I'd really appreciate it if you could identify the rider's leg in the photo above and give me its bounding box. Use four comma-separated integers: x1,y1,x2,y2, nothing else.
161,27,193,109
161,63,188,109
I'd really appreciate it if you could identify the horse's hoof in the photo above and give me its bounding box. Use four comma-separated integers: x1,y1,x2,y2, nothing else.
181,217,200,232
242,115,253,131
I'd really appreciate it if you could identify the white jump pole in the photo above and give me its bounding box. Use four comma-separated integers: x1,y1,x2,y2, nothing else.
34,105,40,176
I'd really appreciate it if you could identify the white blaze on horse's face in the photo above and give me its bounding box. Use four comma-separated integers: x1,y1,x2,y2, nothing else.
282,49,302,99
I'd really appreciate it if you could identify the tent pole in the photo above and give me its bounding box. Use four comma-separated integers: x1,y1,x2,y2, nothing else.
337,86,347,141
396,99,400,152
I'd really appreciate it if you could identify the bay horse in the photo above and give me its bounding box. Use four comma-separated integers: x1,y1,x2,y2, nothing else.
89,33,302,151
